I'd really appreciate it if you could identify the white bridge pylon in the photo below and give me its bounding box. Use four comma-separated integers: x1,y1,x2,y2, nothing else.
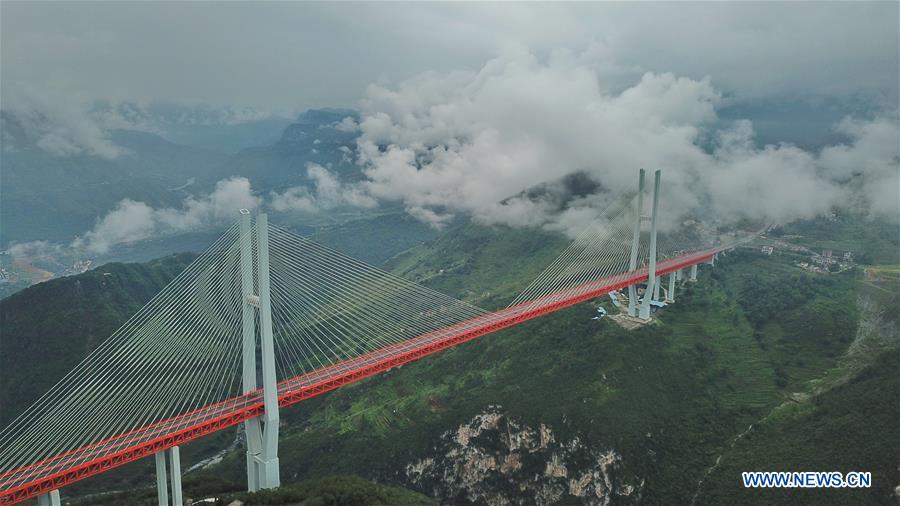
238,211,280,492
508,168,727,322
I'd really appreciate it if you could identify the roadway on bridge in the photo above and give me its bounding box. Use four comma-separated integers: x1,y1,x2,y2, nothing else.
0,249,719,504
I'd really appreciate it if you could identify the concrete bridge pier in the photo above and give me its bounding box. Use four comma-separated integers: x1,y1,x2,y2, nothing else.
626,170,645,317
155,451,168,506
36,490,60,506
689,264,698,282
170,447,183,506
666,272,676,303
155,446,183,506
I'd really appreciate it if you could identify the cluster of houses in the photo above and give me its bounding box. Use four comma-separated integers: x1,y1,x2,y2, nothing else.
760,243,854,274
800,249,853,273
67,259,93,276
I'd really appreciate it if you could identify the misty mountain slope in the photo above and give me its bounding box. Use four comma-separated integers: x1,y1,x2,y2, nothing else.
0,253,195,426
107,129,232,185
90,101,295,154
0,107,356,248
384,222,571,309
1,112,230,246
179,225,889,504
158,115,294,155
219,108,360,194
70,210,438,275
307,212,441,266
0,210,435,424
2,218,895,504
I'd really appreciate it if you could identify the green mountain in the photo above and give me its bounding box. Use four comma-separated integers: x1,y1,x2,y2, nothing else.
0,108,360,249
69,475,433,506
0,209,438,425
1,217,897,504
0,253,195,426
89,101,294,155
218,108,361,195
222,475,435,506
183,220,895,505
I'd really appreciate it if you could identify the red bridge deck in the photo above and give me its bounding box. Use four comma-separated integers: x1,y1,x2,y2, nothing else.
0,249,720,504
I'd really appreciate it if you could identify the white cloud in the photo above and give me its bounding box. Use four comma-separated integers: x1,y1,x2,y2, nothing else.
73,177,260,254
350,51,897,232
708,123,841,223
333,117,359,133
819,117,900,219
73,200,156,253
1,3,895,112
270,163,376,213
3,88,123,159
820,117,899,180
5,240,63,259
0,90,283,159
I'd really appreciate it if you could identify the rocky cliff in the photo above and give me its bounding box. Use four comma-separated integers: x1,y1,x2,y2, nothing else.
406,407,643,505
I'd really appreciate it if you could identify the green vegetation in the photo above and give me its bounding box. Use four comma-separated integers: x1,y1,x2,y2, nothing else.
0,119,228,247
385,221,569,309
186,229,895,503
699,350,900,505
3,215,896,504
0,253,195,425
773,214,900,265
310,213,440,266
859,264,900,324
67,475,431,506
221,475,434,506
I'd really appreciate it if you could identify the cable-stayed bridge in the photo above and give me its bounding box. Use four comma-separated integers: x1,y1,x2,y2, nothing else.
0,170,754,505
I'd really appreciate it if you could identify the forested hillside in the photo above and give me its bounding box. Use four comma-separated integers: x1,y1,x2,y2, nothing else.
0,254,194,425
181,222,897,504
2,221,897,504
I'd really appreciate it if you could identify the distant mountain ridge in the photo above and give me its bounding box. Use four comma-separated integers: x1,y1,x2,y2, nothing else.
91,101,295,154
1,216,897,504
222,108,361,193
1,108,230,246
0,107,361,248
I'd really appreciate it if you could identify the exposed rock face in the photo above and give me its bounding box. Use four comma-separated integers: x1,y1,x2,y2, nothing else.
405,406,643,505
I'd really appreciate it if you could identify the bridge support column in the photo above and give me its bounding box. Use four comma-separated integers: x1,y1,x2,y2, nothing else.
239,211,263,492
666,273,676,303
627,169,645,317
153,447,182,506
36,490,60,506
652,275,661,302
239,211,281,492
155,452,169,506
256,213,281,489
638,170,661,320
689,264,698,282
169,446,183,506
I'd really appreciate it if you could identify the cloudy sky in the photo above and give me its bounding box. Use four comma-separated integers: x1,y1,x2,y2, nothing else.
2,2,898,253
2,2,897,113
